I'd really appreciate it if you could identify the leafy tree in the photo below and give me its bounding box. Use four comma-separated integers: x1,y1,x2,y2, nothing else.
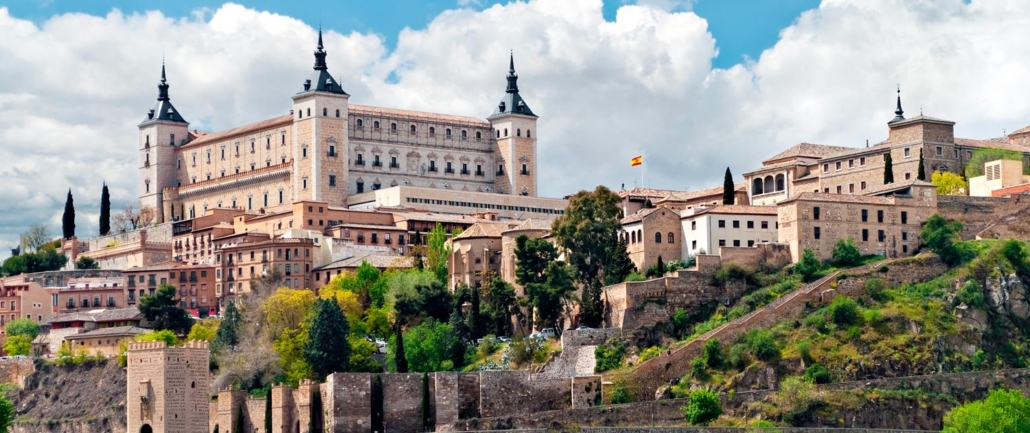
683,388,722,425
514,234,557,286
425,222,453,284
485,278,517,337
447,307,468,369
324,261,381,308
2,248,69,277
594,342,625,372
942,388,1030,433
417,281,454,324
264,288,317,341
828,296,861,327
933,171,968,195
526,262,577,332
794,249,822,282
75,255,99,270
0,387,14,432
5,318,41,340
187,319,218,342
722,167,735,205
304,299,351,380
62,189,75,239
213,301,241,351
884,152,894,184
3,335,32,356
921,213,964,266
745,329,779,362
138,329,180,346
348,336,383,373
831,238,861,267
604,239,636,286
703,339,723,368
964,147,1026,178
23,224,52,252
138,284,192,335
400,318,458,372
917,148,926,181
99,182,111,236
465,284,484,339
552,185,632,327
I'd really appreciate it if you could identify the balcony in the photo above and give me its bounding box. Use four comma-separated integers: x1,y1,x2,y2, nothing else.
179,275,187,283
460,169,470,176
190,275,198,283
355,159,365,166
66,301,75,309
389,162,400,169
372,161,382,168
107,300,116,307
147,278,157,286
445,168,455,174
128,279,136,288
475,170,485,177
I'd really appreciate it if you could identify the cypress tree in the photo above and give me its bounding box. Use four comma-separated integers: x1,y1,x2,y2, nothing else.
448,306,468,369
466,285,482,339
394,323,408,373
213,301,241,351
264,386,272,433
884,153,895,184
722,167,735,205
99,182,111,236
917,149,926,181
62,189,75,239
303,299,351,380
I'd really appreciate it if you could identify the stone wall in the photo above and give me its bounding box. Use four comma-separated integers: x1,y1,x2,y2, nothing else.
938,194,1030,240
561,328,621,350
719,243,791,270
479,371,572,418
325,373,371,432
382,373,425,432
0,358,35,389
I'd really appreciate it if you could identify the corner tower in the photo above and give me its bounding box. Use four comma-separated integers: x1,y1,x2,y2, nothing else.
292,29,350,205
488,53,538,196
138,64,189,223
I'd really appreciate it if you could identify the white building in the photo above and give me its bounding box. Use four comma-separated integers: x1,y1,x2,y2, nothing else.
681,205,779,257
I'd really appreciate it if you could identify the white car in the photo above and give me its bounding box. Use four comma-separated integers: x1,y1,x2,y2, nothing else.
539,328,558,339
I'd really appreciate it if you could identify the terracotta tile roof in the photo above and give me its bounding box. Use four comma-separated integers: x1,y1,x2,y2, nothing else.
781,192,895,206
331,222,404,231
508,219,553,232
955,137,1030,153
992,183,1030,197
66,326,149,340
1011,125,1030,135
657,183,746,203
621,207,681,224
814,140,892,160
690,205,778,217
315,254,412,271
453,222,519,239
45,307,142,325
349,104,490,127
181,114,293,149
763,142,857,164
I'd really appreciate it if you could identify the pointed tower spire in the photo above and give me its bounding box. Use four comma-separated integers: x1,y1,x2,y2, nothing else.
505,51,519,94
891,85,905,122
491,51,535,117
313,28,328,71
157,61,170,101
317,26,324,51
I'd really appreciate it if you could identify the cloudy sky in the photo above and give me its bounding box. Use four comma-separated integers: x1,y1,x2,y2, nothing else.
1,0,1030,257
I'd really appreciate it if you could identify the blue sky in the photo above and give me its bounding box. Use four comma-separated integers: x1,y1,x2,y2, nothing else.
3,0,819,69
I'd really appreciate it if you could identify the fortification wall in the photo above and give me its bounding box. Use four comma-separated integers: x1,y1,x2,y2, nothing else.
561,328,621,350
720,243,791,270
325,373,371,432
0,358,35,389
382,373,425,432
938,195,1030,239
605,264,749,331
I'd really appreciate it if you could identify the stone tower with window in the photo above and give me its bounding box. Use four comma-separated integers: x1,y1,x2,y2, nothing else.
489,54,539,196
138,64,190,223
126,340,210,433
292,29,351,205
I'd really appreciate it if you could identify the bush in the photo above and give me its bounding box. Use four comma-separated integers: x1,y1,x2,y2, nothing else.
509,337,544,366
971,349,988,370
714,264,755,286
624,272,646,282
865,278,888,303
639,346,663,362
728,343,749,369
476,335,501,359
803,314,828,334
690,357,707,379
682,388,722,425
776,376,815,420
942,388,1030,433
955,280,985,308
794,249,822,282
831,239,861,267
797,340,813,364
921,214,965,266
702,339,723,368
594,342,626,373
610,380,633,404
828,296,861,328
804,364,830,384
745,329,780,362
878,265,889,273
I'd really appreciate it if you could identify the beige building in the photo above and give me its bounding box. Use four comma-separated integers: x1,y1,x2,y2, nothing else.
448,221,517,290
347,185,566,220
141,32,540,224
621,207,681,272
777,180,937,262
126,340,210,433
0,281,52,334
618,185,748,217
680,205,779,257
40,307,142,355
969,159,1030,197
744,143,855,206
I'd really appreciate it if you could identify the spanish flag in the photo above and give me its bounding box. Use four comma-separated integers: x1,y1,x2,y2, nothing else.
630,156,643,167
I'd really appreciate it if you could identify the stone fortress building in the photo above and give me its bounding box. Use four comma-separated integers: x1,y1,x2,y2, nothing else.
139,31,540,224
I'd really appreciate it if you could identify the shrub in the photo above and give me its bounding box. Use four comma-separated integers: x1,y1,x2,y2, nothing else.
728,343,749,369
682,389,722,425
955,280,985,308
878,265,889,273
690,357,707,379
828,296,861,328
803,314,828,334
971,349,988,370
714,264,755,286
745,329,780,362
476,335,501,359
639,346,662,362
942,388,1030,433
797,340,813,364
865,278,888,302
794,249,822,282
804,364,830,384
831,239,861,267
703,339,723,368
862,308,884,329
624,272,646,282
610,380,633,404
921,214,964,266
776,376,815,420
594,342,626,373
509,338,544,366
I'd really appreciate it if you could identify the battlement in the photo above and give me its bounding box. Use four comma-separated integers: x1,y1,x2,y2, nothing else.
127,341,167,351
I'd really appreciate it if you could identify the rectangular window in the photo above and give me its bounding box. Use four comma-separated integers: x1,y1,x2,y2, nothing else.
691,221,697,230
901,211,908,224
904,148,911,158
814,227,821,239
835,161,842,171
861,181,867,190
861,209,868,222
747,221,754,229
860,157,866,166
905,172,911,180
903,245,908,253
902,231,908,241
862,229,869,242
329,175,337,187
877,210,884,223
848,159,854,168
936,146,942,156
849,184,855,193
813,207,820,220
733,240,741,247
760,221,768,229
823,188,830,193
836,185,843,194
747,240,755,247
718,239,726,247
732,220,740,228
877,230,886,242
822,163,829,173
718,220,726,228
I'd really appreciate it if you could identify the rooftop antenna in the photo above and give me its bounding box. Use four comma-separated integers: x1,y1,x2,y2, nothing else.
866,139,869,147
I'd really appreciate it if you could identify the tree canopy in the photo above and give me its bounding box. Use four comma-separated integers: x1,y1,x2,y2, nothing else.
943,388,1030,433
138,284,192,335
964,147,1027,179
921,213,964,266
304,299,351,380
932,171,968,196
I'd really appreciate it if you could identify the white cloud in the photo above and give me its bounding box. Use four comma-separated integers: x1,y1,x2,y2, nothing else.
2,0,1030,257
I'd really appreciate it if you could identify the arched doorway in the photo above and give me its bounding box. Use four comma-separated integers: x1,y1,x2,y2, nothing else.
140,425,153,433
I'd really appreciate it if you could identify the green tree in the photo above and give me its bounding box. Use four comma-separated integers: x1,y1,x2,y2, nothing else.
75,255,99,270
213,301,242,351
514,234,557,287
884,152,895,184
426,222,453,284
703,339,723,368
683,388,722,425
921,213,964,266
932,171,968,195
399,319,457,372
0,389,13,432
304,299,351,380
552,185,633,327
604,238,636,286
722,167,735,205
447,306,468,369
393,323,407,373
416,281,454,324
526,262,576,332
138,329,180,346
831,238,861,267
138,284,192,335
100,182,111,236
465,284,484,339
942,388,1030,433
62,189,75,239
187,319,219,342
794,249,822,282
3,335,32,356
917,148,926,181
965,147,1026,178
5,318,41,340
828,296,861,327
485,278,517,337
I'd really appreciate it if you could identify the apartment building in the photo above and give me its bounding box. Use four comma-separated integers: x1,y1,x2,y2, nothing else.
680,205,779,257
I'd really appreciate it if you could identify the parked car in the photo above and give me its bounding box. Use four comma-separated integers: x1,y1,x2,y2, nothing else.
539,328,558,339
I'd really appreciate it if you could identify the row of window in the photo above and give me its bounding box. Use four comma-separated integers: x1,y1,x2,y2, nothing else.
623,230,675,244
811,207,908,224
714,219,774,229
402,197,564,215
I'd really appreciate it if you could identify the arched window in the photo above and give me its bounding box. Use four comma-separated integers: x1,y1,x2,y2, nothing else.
527,130,531,138
631,231,636,243
504,128,508,137
476,131,482,139
322,108,327,116
390,123,397,132
637,229,642,242
298,111,302,119
775,174,785,191
357,119,363,129
496,130,500,138
430,126,436,136
306,108,310,117
446,128,452,138
373,121,380,130
410,124,416,134
763,176,774,194
752,178,764,195
655,232,662,243
461,130,467,139
517,129,521,137
668,232,674,243
335,109,340,117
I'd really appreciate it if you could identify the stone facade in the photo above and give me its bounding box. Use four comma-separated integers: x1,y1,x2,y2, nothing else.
126,340,209,433
621,208,682,273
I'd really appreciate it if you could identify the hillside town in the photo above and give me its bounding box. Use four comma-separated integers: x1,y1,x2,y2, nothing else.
5,4,1030,433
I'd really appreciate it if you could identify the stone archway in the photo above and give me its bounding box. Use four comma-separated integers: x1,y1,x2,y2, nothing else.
139,424,153,433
